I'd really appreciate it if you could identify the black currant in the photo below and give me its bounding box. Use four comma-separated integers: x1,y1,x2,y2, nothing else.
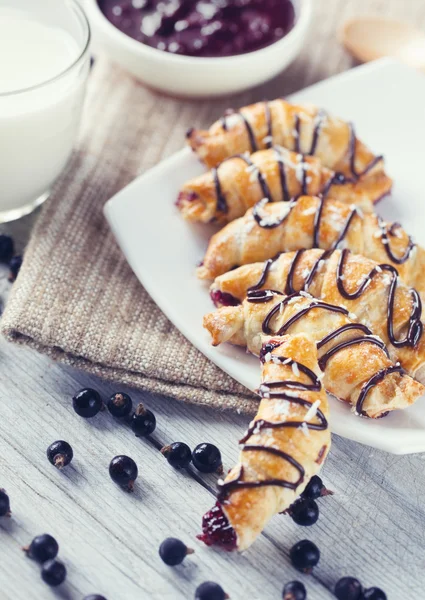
23,534,59,563
107,392,132,418
192,443,223,474
109,455,138,491
362,588,387,600
130,403,156,437
0,488,11,517
47,441,73,469
334,577,363,600
301,475,332,500
159,537,194,566
289,540,320,573
282,580,306,600
290,499,319,526
41,559,67,587
8,255,22,282
83,596,108,600
0,235,14,262
195,581,228,600
72,388,103,418
161,442,192,469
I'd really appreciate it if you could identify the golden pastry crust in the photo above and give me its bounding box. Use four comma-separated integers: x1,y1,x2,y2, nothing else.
177,147,375,224
210,249,425,381
214,333,331,552
187,100,392,203
203,293,425,417
198,196,425,295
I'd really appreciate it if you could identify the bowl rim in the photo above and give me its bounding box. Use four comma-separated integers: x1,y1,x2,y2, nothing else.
86,0,312,66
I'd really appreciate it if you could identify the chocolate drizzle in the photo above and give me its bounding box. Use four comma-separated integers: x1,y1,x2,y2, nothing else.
334,123,384,183
378,219,415,265
310,110,326,155
356,364,405,416
318,335,389,370
264,101,273,148
217,351,327,502
337,248,423,348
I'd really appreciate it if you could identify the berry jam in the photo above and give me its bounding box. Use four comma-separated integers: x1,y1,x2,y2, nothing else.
198,502,237,550
210,289,240,307
98,0,295,58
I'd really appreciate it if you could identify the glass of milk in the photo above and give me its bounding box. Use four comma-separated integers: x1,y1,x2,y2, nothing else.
0,0,90,222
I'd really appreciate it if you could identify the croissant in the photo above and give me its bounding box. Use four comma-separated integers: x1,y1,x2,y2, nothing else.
203,291,424,417
198,196,424,294
177,147,375,224
199,333,331,552
209,249,425,382
186,100,392,203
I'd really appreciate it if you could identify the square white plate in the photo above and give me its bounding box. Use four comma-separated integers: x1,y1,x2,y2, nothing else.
105,59,425,454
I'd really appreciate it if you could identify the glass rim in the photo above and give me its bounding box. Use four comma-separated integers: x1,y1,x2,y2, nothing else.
0,0,91,98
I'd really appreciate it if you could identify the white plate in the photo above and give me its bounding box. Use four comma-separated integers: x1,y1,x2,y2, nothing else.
105,59,425,454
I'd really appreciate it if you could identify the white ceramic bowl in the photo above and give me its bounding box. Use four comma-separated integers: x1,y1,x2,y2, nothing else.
83,0,312,97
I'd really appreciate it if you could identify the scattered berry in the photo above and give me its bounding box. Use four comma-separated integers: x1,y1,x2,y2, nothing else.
0,489,11,517
290,499,319,526
192,443,223,474
362,588,387,600
23,534,59,563
301,476,333,500
159,537,194,566
8,255,22,282
289,540,320,573
282,580,306,600
161,442,192,469
109,455,138,491
0,234,14,262
131,403,156,437
83,596,107,600
334,577,363,600
72,388,103,418
41,559,67,587
107,392,133,418
47,441,73,469
195,581,228,600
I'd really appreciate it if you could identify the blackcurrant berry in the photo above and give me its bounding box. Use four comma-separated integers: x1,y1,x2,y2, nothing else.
161,442,192,469
362,588,387,600
83,596,108,600
109,455,138,491
192,443,223,474
47,441,73,469
195,581,228,600
301,475,332,500
0,489,11,517
23,534,59,563
0,235,14,262
107,392,132,418
289,540,320,573
8,255,22,282
72,388,103,418
130,403,156,437
282,580,306,600
290,499,319,526
334,577,363,600
159,537,194,566
41,559,67,587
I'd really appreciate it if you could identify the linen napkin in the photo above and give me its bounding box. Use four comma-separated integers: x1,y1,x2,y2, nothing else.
0,58,260,415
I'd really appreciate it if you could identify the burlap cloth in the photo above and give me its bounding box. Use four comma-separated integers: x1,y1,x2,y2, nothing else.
3,0,420,415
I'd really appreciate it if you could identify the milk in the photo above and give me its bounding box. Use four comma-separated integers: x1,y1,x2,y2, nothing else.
0,5,89,218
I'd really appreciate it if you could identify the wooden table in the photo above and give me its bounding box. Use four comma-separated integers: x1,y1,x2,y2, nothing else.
1,1,425,598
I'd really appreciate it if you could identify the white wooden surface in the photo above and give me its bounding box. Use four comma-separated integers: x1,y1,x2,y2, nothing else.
0,253,424,599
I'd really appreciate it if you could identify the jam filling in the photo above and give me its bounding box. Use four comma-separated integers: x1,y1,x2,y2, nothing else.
198,502,237,550
210,289,241,307
98,0,295,58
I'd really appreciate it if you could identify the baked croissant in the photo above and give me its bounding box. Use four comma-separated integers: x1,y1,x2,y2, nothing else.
203,291,424,417
198,196,424,294
186,100,392,203
209,249,425,382
177,147,374,224
199,333,331,552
